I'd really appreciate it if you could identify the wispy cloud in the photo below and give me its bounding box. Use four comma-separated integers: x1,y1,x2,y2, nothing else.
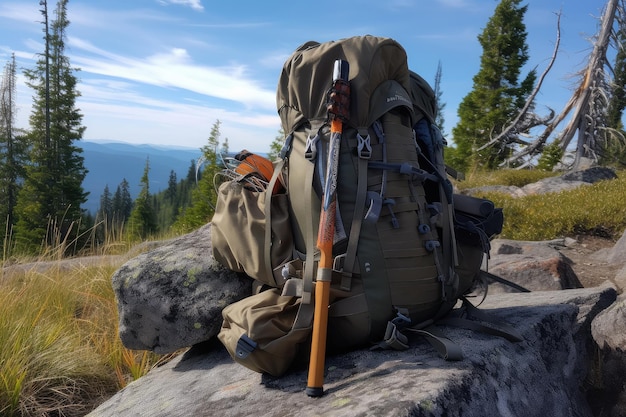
0,3,39,23
157,0,204,12
67,37,276,111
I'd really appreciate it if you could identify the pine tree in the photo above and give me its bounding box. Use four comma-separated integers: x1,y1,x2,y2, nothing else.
98,185,113,221
450,0,536,171
604,14,626,165
166,170,177,204
186,159,197,183
219,136,229,159
433,61,446,137
0,53,27,249
268,128,285,161
128,158,157,239
111,178,132,227
14,0,88,252
173,120,222,232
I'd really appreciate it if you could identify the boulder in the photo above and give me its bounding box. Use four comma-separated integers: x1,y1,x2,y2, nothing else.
561,166,618,183
590,294,626,417
520,176,589,196
89,287,616,417
112,223,252,354
606,228,626,267
485,239,582,292
461,166,617,199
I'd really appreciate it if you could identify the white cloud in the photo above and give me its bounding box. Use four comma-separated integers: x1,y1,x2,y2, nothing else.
0,3,39,23
67,37,276,111
158,0,204,12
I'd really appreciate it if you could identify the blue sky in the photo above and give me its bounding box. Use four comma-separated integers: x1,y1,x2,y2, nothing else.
0,0,610,153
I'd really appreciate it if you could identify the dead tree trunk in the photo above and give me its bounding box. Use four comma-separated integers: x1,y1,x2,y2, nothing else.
557,0,617,169
481,1,621,170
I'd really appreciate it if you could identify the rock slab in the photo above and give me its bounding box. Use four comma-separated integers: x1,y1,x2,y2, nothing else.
89,287,616,417
112,223,251,354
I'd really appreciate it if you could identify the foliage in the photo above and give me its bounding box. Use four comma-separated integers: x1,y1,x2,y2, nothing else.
453,168,557,190
607,13,626,131
450,0,536,172
0,260,161,416
0,55,28,256
471,170,626,241
12,0,88,254
127,159,157,240
172,120,223,233
535,140,564,171
433,61,446,137
268,128,286,161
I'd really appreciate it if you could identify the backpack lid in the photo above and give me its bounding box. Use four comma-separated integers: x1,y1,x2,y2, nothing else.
277,35,414,133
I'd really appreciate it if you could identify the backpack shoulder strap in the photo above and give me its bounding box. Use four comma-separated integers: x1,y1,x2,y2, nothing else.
339,126,370,291
263,158,288,284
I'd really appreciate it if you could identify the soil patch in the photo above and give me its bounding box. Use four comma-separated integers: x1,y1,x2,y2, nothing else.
557,235,621,290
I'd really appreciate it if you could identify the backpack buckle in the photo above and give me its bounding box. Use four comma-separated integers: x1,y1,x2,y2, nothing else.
356,132,371,159
304,133,320,161
235,334,258,359
391,310,411,328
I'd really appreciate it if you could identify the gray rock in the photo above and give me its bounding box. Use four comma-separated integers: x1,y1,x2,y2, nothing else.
520,176,589,196
607,228,626,266
460,184,525,198
590,294,626,417
486,239,582,292
592,294,626,349
561,166,617,183
112,223,252,354
88,287,616,417
461,167,618,199
616,265,626,293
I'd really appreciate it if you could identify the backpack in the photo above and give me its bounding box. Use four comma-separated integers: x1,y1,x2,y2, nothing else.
215,35,520,377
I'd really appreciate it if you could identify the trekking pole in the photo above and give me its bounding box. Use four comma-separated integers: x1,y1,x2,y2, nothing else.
306,59,350,397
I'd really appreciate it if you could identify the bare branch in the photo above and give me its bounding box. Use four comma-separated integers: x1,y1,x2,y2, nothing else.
477,11,562,153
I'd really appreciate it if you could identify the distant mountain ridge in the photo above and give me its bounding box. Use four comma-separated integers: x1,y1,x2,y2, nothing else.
81,140,202,214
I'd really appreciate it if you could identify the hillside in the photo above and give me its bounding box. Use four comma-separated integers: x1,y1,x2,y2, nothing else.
81,140,202,214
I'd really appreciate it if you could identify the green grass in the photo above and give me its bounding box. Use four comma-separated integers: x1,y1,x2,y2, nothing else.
454,168,559,190
463,169,626,241
0,261,162,417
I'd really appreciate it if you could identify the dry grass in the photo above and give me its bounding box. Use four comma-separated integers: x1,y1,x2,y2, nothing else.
0,260,161,417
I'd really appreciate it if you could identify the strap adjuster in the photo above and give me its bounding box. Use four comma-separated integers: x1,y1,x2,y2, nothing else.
304,133,320,161
235,334,257,359
357,132,372,159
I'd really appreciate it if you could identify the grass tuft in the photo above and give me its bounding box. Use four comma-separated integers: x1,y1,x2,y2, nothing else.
0,261,161,416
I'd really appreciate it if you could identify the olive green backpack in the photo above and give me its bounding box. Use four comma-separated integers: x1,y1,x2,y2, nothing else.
215,35,521,377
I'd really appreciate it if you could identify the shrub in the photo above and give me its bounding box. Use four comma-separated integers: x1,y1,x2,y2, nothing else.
479,171,626,240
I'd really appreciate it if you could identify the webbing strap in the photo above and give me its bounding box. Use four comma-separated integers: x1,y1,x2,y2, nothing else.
479,270,531,293
328,292,368,317
440,183,459,285
292,298,315,331
263,158,286,285
340,134,369,291
374,321,463,361
438,297,524,343
367,161,439,183
371,321,410,351
302,158,316,305
407,326,463,361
